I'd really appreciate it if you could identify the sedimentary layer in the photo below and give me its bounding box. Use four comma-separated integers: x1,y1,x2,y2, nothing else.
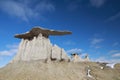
11,33,69,63
15,27,72,39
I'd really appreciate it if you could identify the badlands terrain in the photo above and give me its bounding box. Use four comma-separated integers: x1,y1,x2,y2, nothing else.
0,27,119,80
0,61,120,80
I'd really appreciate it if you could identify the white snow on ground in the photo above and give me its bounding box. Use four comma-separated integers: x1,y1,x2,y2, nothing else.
87,69,93,78
106,63,116,69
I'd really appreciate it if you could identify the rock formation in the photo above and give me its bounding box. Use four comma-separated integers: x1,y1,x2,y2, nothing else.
11,27,71,63
71,53,90,62
71,53,83,62
1,27,120,80
51,44,69,61
83,54,90,62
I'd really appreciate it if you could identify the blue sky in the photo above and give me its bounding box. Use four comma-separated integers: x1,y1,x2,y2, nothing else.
0,0,120,67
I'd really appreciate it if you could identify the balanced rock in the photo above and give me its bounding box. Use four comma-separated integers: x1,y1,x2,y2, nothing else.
11,27,71,63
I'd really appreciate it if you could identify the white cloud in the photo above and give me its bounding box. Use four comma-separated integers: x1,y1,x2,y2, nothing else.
63,41,75,45
109,59,120,63
109,50,120,58
112,53,120,57
0,44,18,56
67,1,79,11
90,0,106,8
0,49,17,56
94,46,101,49
93,56,120,63
6,44,18,49
90,38,104,48
94,57,107,62
91,38,104,45
0,0,55,22
0,57,3,61
66,48,82,54
80,53,89,58
113,42,119,47
109,50,120,54
106,12,120,22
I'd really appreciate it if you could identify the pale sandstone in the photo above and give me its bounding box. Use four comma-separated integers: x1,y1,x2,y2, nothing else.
11,27,71,63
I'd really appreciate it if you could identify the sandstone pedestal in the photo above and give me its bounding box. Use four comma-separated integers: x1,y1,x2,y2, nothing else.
11,27,71,63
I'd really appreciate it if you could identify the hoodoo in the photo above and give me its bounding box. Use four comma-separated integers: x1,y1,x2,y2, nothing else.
11,27,72,63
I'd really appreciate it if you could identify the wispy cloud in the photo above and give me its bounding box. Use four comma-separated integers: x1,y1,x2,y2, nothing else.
0,44,18,56
0,44,18,68
90,0,106,8
0,0,55,22
108,50,120,58
91,38,104,45
106,12,120,22
66,0,106,11
67,1,80,11
6,44,18,49
80,53,89,58
63,41,76,45
113,42,119,47
112,53,120,57
94,56,107,62
109,50,120,54
90,38,104,48
93,56,120,63
0,49,17,56
66,48,82,54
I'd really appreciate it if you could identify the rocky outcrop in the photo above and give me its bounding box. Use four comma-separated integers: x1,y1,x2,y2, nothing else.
83,54,90,62
12,34,51,62
51,45,69,61
71,54,90,62
11,27,71,63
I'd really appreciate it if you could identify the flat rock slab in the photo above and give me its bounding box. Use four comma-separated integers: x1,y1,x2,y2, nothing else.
15,27,72,39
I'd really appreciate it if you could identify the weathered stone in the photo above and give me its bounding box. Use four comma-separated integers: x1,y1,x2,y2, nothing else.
11,27,71,63
71,53,90,62
61,49,70,61
51,45,69,61
12,33,52,62
15,27,72,39
71,53,82,62
51,44,61,60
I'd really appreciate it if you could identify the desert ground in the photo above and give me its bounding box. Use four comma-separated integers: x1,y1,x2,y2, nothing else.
0,61,120,80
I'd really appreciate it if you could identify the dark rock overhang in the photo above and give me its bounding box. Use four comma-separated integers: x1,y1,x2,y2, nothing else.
15,27,72,39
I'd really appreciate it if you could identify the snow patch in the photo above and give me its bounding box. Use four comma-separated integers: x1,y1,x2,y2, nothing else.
87,69,93,78
106,63,116,69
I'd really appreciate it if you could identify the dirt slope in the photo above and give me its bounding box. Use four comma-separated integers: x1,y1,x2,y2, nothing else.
0,61,120,80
